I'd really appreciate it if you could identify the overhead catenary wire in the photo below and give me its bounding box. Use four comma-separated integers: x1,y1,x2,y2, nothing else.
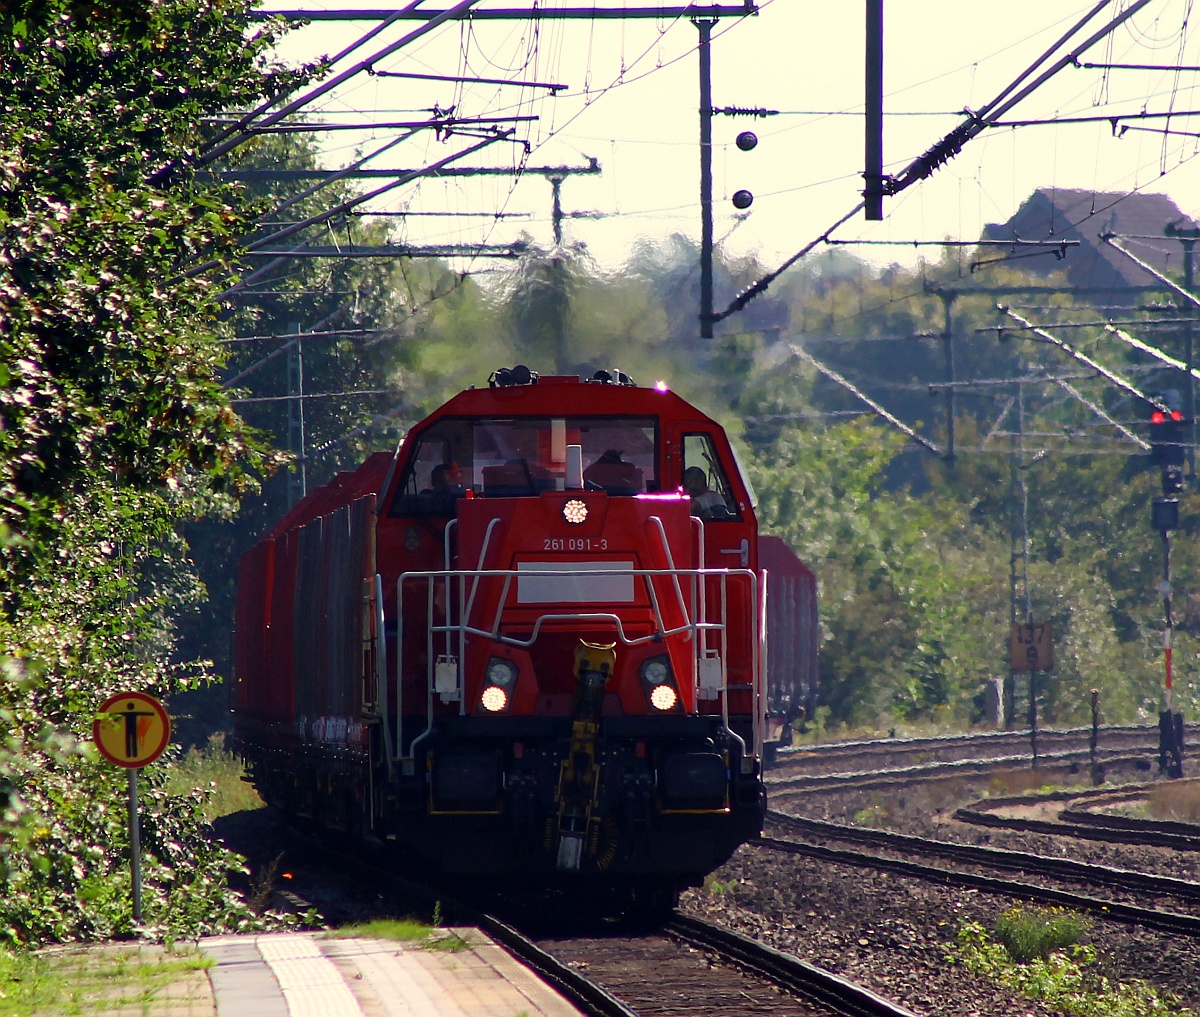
216,115,539,132
304,403,412,461
220,328,388,344
714,0,1155,324
1050,375,1150,449
189,130,515,280
233,389,398,404
1104,323,1200,381
1101,233,1200,310
194,0,487,171
224,305,347,388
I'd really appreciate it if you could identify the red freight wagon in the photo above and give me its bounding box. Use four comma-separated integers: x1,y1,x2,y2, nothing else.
233,367,815,911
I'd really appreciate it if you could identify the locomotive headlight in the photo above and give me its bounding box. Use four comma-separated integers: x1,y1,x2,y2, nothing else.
639,654,681,712
481,685,509,712
487,659,518,686
639,656,671,685
650,685,678,711
562,499,588,524
481,656,518,713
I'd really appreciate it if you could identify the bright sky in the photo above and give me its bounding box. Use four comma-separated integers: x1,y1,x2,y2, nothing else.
254,1,1200,289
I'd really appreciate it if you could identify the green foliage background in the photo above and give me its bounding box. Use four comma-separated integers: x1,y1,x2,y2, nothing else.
0,0,303,943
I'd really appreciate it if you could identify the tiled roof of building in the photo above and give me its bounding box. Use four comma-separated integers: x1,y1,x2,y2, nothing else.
982,188,1197,292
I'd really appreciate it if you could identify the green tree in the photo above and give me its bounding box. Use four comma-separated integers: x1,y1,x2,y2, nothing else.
0,0,305,942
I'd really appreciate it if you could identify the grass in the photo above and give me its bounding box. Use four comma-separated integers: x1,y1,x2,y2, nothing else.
329,918,437,942
993,905,1090,963
986,768,1062,796
0,943,212,1017
702,875,736,895
162,733,264,823
1146,780,1200,824
952,915,1196,1016
852,803,894,828
328,916,472,953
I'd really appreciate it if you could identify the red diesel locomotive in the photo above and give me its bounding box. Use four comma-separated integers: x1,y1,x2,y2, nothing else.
233,366,815,906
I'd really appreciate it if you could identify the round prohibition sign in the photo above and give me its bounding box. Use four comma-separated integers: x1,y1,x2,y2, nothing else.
93,692,170,768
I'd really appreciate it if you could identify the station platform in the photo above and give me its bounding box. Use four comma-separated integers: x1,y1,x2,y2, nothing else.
153,930,585,1017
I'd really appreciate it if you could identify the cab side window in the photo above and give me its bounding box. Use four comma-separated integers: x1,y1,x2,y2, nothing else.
682,433,739,521
390,435,459,516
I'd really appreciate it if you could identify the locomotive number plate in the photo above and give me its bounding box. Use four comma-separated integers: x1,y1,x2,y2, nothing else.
543,537,609,551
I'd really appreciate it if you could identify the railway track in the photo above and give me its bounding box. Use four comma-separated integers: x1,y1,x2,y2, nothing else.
758,813,1200,938
954,784,1200,851
524,914,923,1017
771,723,1161,778
767,749,1151,796
280,822,921,1017
666,915,922,1017
766,810,1200,904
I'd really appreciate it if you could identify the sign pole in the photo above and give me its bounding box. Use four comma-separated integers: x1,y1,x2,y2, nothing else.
1028,668,1038,768
129,767,142,922
93,691,170,926
1010,621,1052,769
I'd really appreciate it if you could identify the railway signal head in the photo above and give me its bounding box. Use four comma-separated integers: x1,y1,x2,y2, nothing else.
1149,407,1188,468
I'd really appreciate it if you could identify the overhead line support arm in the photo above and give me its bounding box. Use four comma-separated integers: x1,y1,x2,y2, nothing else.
251,5,758,20
996,306,1170,416
188,130,512,280
1100,234,1200,311
197,0,485,170
789,345,944,458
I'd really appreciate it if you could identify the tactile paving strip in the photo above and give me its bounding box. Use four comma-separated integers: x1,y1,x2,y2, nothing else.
257,935,366,1017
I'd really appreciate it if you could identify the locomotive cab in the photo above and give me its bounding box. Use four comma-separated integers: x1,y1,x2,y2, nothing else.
234,368,796,908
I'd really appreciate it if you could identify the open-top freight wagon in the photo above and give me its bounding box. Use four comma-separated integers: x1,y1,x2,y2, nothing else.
233,366,816,910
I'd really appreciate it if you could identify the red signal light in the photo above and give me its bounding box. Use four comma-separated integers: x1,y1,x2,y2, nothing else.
1152,411,1167,424
1173,410,1185,421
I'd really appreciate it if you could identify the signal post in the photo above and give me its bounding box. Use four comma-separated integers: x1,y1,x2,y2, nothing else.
1149,400,1187,778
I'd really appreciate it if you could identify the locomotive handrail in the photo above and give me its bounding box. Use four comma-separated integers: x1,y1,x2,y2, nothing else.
443,518,458,663
477,562,686,653
757,569,768,759
645,515,693,651
690,515,708,659
395,565,761,761
459,611,702,649
460,516,503,652
375,573,395,780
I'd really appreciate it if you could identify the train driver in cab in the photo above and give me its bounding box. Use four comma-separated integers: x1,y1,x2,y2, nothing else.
423,462,465,512
683,466,727,520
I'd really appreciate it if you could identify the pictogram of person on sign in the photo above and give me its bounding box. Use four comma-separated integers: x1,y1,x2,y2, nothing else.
93,692,170,769
117,701,156,759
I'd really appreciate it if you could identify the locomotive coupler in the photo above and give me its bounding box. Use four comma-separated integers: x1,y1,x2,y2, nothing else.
552,641,616,871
